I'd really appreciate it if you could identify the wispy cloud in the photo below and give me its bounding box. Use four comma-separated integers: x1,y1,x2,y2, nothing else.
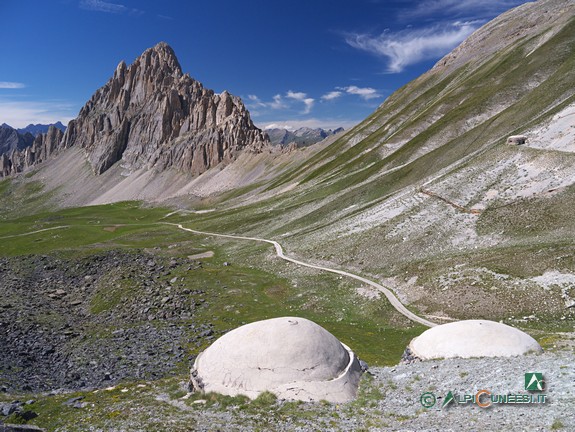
401,0,526,20
79,0,143,15
346,21,476,73
79,0,127,13
286,90,315,114
248,94,267,108
270,94,287,110
247,92,314,114
321,91,343,101
0,99,76,129
338,85,382,100
0,82,26,89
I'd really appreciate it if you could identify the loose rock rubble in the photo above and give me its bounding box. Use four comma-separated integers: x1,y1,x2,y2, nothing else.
0,251,215,392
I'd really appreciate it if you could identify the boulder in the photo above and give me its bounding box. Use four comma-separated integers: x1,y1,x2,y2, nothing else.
191,317,363,403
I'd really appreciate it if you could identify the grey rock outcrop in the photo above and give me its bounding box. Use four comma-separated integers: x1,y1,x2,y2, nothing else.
0,126,64,176
0,124,34,156
61,42,269,175
0,42,268,178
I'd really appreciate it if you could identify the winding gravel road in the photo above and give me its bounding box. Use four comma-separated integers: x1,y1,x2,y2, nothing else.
5,220,435,327
168,223,436,328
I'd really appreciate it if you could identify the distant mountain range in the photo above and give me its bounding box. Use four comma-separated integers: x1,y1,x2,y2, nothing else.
265,127,344,147
17,121,66,136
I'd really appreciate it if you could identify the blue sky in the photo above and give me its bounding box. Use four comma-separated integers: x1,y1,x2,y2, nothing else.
0,0,529,130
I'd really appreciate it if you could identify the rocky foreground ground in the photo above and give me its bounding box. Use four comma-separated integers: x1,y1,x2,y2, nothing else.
1,252,573,431
0,350,572,431
0,251,216,392
171,350,574,431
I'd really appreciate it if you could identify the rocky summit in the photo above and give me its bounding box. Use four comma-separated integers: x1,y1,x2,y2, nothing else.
0,42,269,177
62,42,269,175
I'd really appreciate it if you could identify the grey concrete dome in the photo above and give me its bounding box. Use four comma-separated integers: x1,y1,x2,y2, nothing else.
409,320,543,360
192,317,363,402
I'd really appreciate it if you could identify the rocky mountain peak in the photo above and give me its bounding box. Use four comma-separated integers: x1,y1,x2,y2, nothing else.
1,42,269,178
59,42,269,175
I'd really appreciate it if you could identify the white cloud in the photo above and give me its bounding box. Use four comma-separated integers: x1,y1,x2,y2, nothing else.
0,82,26,89
302,98,314,114
338,86,382,100
247,94,267,108
286,91,307,101
270,94,287,110
321,91,343,101
346,22,477,73
286,90,315,114
79,0,127,13
246,94,286,111
263,123,296,131
0,99,76,129
246,91,315,115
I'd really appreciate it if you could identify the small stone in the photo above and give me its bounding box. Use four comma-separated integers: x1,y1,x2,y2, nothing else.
17,410,39,421
63,396,84,407
1,402,21,416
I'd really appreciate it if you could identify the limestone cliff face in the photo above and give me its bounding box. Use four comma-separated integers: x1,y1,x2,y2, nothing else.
0,42,269,178
0,124,34,156
61,42,269,175
0,126,63,176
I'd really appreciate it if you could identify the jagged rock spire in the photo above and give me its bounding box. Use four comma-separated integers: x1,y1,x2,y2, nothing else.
60,42,269,175
0,42,269,178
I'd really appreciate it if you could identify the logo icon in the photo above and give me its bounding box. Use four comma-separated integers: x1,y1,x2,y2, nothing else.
525,373,545,391
442,391,455,408
420,392,436,408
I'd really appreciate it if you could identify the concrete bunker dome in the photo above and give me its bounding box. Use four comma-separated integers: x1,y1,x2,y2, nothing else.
409,320,543,360
191,317,364,403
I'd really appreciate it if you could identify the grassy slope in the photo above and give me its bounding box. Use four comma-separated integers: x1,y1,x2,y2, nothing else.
0,202,423,367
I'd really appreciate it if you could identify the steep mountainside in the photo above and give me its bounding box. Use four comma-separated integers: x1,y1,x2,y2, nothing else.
0,42,269,178
179,0,575,325
0,124,34,156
